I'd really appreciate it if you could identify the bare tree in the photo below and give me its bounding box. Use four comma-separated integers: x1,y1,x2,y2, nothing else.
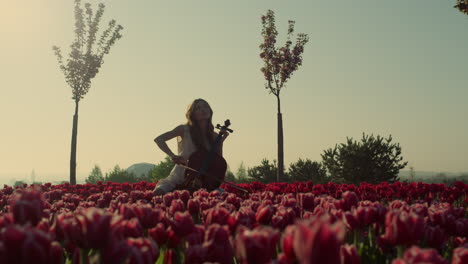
52,0,123,184
259,10,309,182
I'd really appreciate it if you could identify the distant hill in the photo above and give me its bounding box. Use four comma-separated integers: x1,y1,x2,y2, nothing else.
126,162,156,178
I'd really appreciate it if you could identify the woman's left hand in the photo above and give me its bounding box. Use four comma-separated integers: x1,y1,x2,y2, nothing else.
220,131,230,142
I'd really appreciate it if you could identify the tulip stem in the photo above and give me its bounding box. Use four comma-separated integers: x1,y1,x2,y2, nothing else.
397,246,405,258
80,248,89,264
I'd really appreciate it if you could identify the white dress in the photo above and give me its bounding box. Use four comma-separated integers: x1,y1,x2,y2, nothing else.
155,125,197,193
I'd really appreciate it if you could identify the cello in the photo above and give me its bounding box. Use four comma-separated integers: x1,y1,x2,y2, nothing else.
175,120,247,193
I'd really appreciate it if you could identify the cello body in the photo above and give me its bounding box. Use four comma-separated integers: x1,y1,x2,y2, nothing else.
176,150,227,192
175,120,233,193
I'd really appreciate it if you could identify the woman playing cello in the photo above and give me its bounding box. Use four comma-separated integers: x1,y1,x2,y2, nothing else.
152,99,229,196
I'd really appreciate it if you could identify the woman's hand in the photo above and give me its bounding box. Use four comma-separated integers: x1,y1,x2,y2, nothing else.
220,131,230,142
171,155,187,165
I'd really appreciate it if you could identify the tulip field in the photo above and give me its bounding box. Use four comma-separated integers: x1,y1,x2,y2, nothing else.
0,181,467,264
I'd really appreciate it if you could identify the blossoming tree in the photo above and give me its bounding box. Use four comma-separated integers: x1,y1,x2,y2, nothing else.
52,0,123,184
259,10,309,182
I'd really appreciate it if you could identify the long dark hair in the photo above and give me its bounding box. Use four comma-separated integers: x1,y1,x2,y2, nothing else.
185,99,214,152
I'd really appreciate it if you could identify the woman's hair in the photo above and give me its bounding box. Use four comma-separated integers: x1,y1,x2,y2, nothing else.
185,99,215,151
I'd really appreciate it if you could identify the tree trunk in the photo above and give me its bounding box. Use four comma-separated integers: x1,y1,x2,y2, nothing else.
276,95,284,182
70,100,79,185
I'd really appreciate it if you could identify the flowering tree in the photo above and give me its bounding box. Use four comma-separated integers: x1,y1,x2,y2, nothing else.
52,0,123,184
259,10,309,182
455,0,468,15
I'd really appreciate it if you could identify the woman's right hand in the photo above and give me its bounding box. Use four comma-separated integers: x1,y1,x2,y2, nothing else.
171,155,187,165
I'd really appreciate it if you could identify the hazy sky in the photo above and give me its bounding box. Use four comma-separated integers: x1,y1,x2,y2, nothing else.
1,0,467,185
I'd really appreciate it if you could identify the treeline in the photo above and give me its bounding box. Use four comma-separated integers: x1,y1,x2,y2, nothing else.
84,133,421,186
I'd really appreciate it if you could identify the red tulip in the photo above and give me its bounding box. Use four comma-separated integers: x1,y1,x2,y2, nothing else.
235,225,280,264
184,244,207,264
424,225,447,249
281,225,296,261
186,225,205,246
75,207,114,249
452,246,468,264
10,190,45,226
170,211,195,237
188,198,201,216
203,224,233,264
341,191,359,211
112,217,144,240
126,238,160,264
381,210,425,246
148,223,168,246
169,199,185,216
293,217,345,264
205,206,230,226
340,244,360,264
0,225,64,264
133,204,160,229
392,246,446,264
297,193,315,211
255,204,275,225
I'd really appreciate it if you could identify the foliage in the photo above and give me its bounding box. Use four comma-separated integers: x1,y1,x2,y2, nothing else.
225,168,236,183
13,181,26,187
235,162,251,183
86,165,105,184
104,165,138,183
150,156,175,182
455,0,468,15
287,158,328,184
321,133,408,185
248,159,289,183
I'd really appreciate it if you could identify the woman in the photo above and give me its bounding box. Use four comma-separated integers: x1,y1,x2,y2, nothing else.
153,99,229,196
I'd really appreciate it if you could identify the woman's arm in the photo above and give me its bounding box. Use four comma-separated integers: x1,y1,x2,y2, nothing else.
154,125,185,158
